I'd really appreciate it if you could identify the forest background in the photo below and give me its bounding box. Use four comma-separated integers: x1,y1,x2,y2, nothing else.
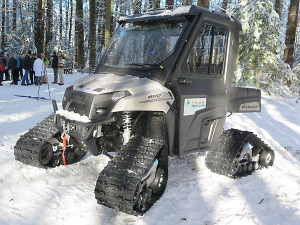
0,0,299,92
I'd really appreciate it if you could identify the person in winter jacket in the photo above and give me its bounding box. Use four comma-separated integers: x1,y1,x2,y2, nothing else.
8,53,18,85
52,51,58,84
15,54,23,80
21,51,32,86
41,53,50,84
33,54,45,86
0,55,5,86
3,52,10,81
57,51,65,85
30,53,36,84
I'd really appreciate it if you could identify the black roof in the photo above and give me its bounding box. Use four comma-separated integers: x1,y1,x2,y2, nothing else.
118,5,239,27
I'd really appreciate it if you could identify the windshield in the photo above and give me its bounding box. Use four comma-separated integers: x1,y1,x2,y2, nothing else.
102,21,186,67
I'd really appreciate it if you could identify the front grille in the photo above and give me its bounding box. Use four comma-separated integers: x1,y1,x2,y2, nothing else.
68,102,86,116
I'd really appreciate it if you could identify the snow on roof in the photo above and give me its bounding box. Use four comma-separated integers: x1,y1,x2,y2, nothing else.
155,5,191,17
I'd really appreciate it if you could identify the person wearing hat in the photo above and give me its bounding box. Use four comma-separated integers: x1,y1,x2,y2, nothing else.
51,51,58,84
0,55,5,86
8,53,18,85
21,50,32,86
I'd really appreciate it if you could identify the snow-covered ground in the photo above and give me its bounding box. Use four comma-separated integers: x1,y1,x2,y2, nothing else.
0,70,300,225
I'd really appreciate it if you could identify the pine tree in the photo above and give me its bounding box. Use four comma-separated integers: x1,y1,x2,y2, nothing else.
232,0,283,88
19,1,26,53
222,0,228,13
155,0,160,9
184,0,193,5
59,0,63,40
89,0,97,72
35,0,45,55
275,0,283,19
76,0,85,71
1,0,6,49
97,0,106,49
69,0,73,42
45,0,53,59
5,0,9,36
166,0,174,9
105,0,112,49
284,0,300,69
197,0,209,8
134,0,142,14
13,0,17,31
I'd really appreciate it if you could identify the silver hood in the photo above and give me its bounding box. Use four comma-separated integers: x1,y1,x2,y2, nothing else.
73,73,174,113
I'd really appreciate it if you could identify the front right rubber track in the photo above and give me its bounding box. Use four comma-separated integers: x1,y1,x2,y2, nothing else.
95,136,165,216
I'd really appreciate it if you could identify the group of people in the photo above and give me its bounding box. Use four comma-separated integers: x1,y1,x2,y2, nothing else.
0,50,66,86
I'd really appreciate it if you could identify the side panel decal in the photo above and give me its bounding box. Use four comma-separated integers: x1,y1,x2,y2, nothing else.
184,98,206,116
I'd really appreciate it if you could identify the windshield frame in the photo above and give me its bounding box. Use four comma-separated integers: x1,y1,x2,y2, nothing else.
100,17,188,70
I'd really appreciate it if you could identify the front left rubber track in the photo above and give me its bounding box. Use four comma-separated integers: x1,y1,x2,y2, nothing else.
94,137,165,216
14,114,59,168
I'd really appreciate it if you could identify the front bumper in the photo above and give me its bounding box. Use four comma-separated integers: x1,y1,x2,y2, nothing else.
54,114,116,141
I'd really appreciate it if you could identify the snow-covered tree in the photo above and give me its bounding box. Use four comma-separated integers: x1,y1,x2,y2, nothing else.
232,0,294,89
284,0,300,69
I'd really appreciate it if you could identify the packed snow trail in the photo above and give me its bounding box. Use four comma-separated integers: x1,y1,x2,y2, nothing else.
0,70,300,225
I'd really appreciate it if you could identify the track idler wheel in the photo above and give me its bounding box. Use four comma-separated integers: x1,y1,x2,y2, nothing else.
134,186,153,213
133,145,168,214
38,142,54,166
150,168,167,194
259,150,275,167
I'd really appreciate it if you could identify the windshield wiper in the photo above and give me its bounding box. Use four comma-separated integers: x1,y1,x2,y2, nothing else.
125,63,161,67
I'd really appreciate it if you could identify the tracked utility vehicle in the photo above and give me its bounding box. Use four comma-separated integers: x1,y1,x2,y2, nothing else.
14,6,275,215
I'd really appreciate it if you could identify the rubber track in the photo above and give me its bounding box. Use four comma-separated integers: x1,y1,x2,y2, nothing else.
14,114,59,168
205,129,273,178
95,137,163,216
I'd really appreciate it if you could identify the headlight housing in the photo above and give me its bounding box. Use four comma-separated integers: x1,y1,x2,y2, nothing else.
111,91,129,102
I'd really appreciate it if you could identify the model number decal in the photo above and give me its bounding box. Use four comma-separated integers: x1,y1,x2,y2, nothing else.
184,98,206,116
140,92,171,103
148,94,162,99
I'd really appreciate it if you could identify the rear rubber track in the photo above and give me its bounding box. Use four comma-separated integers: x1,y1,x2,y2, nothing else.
205,129,274,178
95,136,164,216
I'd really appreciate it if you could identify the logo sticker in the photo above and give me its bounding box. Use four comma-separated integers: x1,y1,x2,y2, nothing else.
184,98,206,116
239,102,260,111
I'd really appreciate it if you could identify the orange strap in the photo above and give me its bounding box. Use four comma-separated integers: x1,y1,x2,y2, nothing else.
62,136,67,165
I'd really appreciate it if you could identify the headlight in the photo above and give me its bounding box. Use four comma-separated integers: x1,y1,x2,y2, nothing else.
96,108,106,114
112,91,127,102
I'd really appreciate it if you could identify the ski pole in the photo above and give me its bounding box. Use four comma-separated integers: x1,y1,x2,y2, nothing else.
46,70,52,100
37,76,41,101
